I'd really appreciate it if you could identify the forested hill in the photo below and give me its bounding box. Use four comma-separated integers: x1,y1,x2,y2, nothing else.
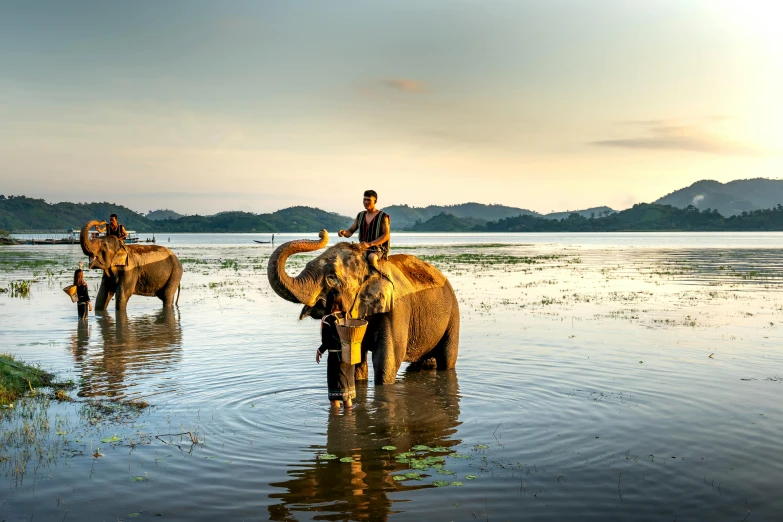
655,178,783,216
0,196,349,233
0,196,156,231
408,204,783,232
156,207,349,233
384,203,539,229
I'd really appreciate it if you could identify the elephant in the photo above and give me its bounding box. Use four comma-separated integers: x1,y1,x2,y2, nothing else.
80,220,183,310
267,230,460,384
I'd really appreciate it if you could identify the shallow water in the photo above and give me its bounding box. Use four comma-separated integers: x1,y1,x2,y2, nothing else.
2,233,783,521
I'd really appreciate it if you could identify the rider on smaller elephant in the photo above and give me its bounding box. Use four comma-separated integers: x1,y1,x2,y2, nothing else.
338,190,390,273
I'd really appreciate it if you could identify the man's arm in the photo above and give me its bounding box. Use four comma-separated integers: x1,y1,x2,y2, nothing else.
339,216,359,238
119,225,128,240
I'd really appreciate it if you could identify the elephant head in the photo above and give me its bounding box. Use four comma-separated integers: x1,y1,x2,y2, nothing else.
267,230,394,320
80,220,127,273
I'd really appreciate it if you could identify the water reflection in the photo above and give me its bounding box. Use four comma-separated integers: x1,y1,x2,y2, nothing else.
71,308,183,398
268,369,461,521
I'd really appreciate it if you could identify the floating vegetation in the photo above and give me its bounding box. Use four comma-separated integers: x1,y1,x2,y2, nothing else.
432,480,450,487
450,453,470,459
129,476,146,483
475,444,489,450
318,453,338,460
450,481,464,486
339,457,355,463
437,469,456,475
412,444,431,451
465,475,478,480
393,475,406,481
100,435,121,443
381,445,397,451
8,279,33,298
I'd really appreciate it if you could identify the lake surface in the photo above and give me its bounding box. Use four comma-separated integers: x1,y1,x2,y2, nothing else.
2,233,783,521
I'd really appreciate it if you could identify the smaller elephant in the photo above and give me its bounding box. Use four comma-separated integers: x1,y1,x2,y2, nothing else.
80,220,183,310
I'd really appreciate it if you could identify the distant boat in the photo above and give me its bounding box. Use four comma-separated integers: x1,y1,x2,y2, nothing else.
254,234,275,245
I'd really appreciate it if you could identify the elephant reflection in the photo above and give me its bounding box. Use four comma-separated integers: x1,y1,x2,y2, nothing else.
72,308,182,398
268,369,461,521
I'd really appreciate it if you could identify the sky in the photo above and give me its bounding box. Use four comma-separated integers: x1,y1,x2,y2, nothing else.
1,0,781,217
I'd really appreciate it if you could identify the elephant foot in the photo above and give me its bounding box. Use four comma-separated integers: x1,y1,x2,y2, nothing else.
406,358,437,372
355,361,369,382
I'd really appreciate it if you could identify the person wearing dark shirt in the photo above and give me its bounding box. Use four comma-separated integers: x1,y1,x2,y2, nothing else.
315,314,355,410
74,268,92,320
105,213,128,240
338,190,390,272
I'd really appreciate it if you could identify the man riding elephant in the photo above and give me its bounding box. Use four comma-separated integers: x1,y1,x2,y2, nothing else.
339,190,390,273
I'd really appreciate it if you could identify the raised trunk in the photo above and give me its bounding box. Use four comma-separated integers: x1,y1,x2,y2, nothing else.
267,230,329,305
80,220,105,257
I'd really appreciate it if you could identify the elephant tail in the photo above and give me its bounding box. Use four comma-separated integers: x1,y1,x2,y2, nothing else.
176,283,181,306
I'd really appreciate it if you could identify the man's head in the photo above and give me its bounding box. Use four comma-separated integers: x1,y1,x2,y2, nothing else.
363,190,378,210
110,214,118,226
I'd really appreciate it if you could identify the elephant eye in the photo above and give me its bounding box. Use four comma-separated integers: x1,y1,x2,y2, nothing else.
325,274,340,287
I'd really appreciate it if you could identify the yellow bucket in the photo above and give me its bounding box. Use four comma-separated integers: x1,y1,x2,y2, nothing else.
336,318,367,365
63,285,78,303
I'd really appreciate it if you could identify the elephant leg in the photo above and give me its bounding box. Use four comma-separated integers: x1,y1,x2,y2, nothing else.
434,307,460,370
95,275,113,311
355,349,369,382
159,282,177,307
115,273,137,311
372,315,406,385
160,266,183,307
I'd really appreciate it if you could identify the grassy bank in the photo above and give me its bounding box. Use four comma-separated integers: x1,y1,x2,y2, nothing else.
0,354,69,405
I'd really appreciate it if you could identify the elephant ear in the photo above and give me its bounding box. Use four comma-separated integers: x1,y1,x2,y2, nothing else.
111,247,128,268
355,273,394,318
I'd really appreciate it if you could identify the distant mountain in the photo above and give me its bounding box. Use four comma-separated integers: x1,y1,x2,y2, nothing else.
0,196,349,233
654,178,783,216
120,206,350,233
406,213,485,232
0,195,155,231
384,203,539,230
542,206,615,221
146,209,183,221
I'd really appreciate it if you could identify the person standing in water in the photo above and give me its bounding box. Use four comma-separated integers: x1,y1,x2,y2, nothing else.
74,268,92,320
338,190,390,272
316,313,355,410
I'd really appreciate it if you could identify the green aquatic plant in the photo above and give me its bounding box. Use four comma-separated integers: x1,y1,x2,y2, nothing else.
318,453,338,460
412,444,431,451
8,280,33,298
432,480,450,487
381,445,397,451
465,475,478,480
450,481,464,486
100,435,121,443
340,457,355,463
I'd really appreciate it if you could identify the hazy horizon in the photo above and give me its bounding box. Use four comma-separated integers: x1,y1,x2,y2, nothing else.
1,1,781,216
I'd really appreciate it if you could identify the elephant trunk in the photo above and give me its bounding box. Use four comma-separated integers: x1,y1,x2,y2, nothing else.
267,230,328,305
80,220,105,257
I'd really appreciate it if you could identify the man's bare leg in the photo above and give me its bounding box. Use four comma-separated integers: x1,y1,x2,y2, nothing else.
330,400,341,410
344,398,353,409
368,252,379,271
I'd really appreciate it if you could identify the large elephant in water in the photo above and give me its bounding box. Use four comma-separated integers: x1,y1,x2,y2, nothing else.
80,220,183,310
267,230,459,384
